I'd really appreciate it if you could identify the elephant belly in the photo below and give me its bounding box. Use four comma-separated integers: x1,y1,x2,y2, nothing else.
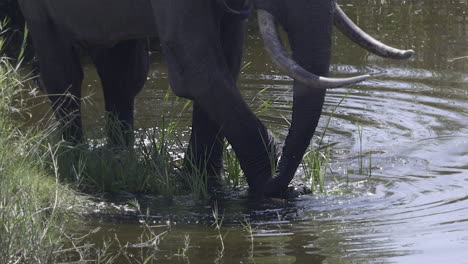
47,0,157,44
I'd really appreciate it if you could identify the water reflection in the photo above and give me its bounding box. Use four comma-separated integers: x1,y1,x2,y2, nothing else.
66,0,468,262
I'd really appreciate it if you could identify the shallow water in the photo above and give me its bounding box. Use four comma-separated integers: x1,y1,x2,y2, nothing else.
68,0,468,262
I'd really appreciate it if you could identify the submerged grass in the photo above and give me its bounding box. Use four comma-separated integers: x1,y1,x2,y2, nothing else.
300,94,348,193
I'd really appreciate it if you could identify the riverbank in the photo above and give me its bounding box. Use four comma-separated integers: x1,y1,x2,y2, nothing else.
0,48,92,262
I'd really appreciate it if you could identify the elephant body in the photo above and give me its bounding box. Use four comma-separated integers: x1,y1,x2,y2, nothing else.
13,0,412,197
20,0,156,45
67,1,156,43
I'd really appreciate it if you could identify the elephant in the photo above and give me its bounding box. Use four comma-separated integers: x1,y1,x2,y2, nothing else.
12,0,413,197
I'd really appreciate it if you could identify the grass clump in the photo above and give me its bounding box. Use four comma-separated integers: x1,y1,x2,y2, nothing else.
0,45,91,262
53,102,197,197
53,91,247,199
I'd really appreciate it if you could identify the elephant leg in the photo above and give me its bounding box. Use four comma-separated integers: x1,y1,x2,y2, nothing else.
90,39,150,147
27,22,84,142
184,103,224,185
152,0,276,194
184,11,248,184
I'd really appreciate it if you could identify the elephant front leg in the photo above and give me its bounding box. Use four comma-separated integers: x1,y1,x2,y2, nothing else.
167,54,275,192
152,0,276,195
187,78,276,194
184,11,251,187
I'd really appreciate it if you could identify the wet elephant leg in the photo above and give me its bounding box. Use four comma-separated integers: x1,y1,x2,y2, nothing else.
152,0,275,194
184,103,225,183
90,39,150,147
184,11,248,184
28,22,84,142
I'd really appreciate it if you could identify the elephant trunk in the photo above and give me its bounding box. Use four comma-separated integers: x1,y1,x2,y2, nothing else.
263,0,334,195
257,0,415,195
333,3,414,59
266,85,326,195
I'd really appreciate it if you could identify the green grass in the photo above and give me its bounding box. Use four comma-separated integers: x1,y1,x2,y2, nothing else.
0,43,90,263
50,85,249,199
53,100,217,198
0,33,164,263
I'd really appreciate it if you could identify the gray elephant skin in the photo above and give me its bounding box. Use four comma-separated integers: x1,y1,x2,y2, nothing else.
11,0,413,197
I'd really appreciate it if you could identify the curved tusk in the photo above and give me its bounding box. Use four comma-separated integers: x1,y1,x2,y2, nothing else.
334,3,414,60
257,9,370,89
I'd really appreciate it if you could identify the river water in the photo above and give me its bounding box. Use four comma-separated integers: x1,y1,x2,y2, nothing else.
72,0,468,263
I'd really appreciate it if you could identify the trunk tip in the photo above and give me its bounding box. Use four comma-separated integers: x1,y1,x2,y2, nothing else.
401,49,415,59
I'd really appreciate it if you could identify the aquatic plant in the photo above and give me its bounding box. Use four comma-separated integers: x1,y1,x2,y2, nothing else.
211,201,226,261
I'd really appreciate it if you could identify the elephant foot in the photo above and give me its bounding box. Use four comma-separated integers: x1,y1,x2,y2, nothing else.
262,182,311,199
275,185,311,199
